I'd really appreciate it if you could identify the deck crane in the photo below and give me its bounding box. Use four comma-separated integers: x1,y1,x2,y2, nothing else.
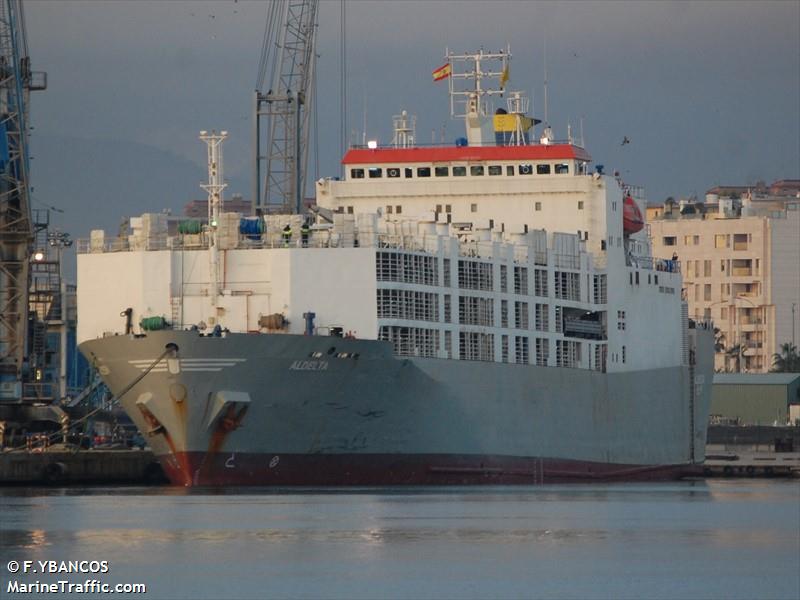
252,0,318,215
0,0,45,403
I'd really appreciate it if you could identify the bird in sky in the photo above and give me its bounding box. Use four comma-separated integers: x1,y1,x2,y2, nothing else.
621,136,630,146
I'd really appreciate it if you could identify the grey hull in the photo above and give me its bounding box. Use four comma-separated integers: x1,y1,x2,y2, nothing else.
79,328,713,486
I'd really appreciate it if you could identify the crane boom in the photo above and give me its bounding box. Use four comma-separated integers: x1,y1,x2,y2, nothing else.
253,0,318,214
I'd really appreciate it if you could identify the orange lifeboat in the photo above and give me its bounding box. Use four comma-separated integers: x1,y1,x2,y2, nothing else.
622,195,644,234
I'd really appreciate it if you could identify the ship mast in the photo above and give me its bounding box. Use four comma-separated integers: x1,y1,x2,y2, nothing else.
199,130,227,307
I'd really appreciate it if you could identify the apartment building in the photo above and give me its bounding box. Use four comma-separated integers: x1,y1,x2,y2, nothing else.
649,186,800,373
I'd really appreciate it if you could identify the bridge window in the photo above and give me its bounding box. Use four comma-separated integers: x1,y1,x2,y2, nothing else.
470,165,484,176
417,167,431,177
518,164,532,175
368,167,382,178
488,165,502,176
350,168,365,179
555,163,569,174
387,167,401,178
536,164,551,175
453,166,466,177
404,168,413,178
435,166,449,177
506,165,515,176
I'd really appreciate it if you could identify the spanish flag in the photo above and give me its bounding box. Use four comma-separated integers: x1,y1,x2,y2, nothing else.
432,63,451,82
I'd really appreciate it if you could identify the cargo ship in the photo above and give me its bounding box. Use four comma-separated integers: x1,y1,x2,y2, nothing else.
77,49,713,486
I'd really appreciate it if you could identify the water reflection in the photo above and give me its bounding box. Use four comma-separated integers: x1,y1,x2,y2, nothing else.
0,481,797,600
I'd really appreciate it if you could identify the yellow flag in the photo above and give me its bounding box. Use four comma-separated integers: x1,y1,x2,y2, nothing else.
500,65,509,89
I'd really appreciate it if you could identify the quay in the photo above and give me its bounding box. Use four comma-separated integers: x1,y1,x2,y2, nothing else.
703,425,800,478
0,447,165,485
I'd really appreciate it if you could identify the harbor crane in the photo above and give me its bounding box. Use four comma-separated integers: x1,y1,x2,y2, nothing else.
0,0,46,403
252,0,318,215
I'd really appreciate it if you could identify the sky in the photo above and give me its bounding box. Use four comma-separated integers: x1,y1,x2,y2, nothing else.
21,0,800,277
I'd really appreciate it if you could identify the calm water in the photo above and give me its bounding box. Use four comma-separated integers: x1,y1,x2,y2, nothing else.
1,481,798,600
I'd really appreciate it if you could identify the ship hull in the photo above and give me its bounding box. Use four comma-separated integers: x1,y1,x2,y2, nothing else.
79,330,712,487
163,451,695,487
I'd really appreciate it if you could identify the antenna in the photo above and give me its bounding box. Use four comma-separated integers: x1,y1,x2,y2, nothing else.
580,116,585,147
543,37,548,125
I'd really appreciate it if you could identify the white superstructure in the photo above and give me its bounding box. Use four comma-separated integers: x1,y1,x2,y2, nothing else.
77,48,687,377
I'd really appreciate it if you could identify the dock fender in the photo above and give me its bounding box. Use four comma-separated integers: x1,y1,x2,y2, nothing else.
42,461,68,484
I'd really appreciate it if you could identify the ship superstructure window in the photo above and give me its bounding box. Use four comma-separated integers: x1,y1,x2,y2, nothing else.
460,332,494,362
386,206,393,214
593,275,607,304
470,165,484,176
458,260,493,291
377,289,439,322
535,338,549,366
554,271,580,301
350,168,365,179
379,326,439,358
534,269,548,296
518,164,532,175
578,201,584,210
453,166,466,177
663,236,677,246
368,168,382,178
488,165,502,176
471,203,478,213
556,340,581,368
537,164,551,175
514,301,529,329
515,336,529,364
593,344,607,372
535,303,549,331
404,168,413,178
387,168,401,178
435,166,449,177
417,167,431,177
555,163,569,174
535,202,542,211
459,296,494,327
514,266,529,295
376,251,438,286
506,166,515,176
395,205,402,214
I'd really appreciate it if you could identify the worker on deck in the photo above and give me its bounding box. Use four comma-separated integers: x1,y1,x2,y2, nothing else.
282,224,292,247
300,220,311,247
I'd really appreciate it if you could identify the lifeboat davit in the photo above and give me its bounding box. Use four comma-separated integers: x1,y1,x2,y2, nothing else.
622,195,644,234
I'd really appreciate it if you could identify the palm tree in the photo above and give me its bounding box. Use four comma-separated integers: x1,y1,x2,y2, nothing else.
771,343,800,373
725,343,743,373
